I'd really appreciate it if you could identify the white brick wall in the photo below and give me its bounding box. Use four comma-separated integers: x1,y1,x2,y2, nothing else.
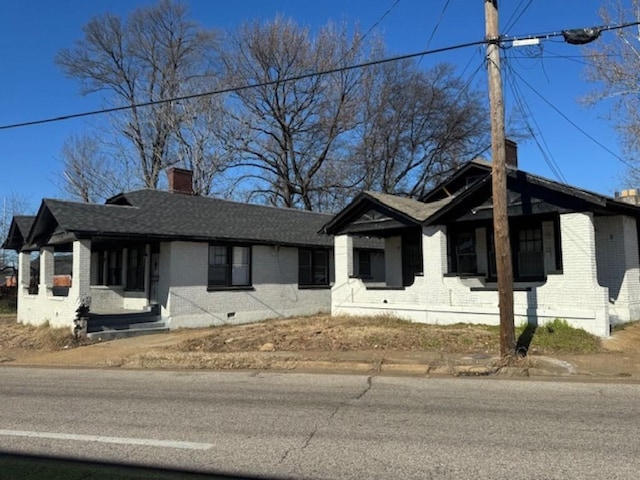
332,213,613,337
595,215,640,324
89,286,126,312
165,242,331,328
18,239,92,330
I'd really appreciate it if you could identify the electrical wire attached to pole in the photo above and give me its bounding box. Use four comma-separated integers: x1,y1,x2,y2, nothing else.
0,19,638,133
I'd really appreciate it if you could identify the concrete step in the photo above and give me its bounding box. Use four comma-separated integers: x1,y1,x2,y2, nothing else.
87,317,162,331
86,325,170,341
87,313,159,328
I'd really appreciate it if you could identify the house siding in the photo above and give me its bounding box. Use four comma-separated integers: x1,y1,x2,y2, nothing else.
333,212,613,337
164,242,331,328
595,215,640,324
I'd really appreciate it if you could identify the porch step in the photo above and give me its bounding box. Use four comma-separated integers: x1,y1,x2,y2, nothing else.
87,312,159,329
86,319,169,341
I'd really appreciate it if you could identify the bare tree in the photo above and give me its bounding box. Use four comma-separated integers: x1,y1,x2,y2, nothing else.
56,0,220,189
58,134,125,203
171,83,238,196
221,17,366,210
353,61,490,199
583,0,640,184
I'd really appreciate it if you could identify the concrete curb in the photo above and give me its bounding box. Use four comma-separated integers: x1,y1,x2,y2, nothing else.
5,350,636,380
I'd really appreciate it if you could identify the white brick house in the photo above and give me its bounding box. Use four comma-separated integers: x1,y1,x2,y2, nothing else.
322,157,640,337
4,169,384,333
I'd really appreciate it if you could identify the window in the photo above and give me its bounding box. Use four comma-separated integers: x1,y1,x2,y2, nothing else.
95,249,123,286
208,244,251,288
453,230,477,274
357,250,371,278
487,218,553,281
401,231,423,286
516,226,544,278
299,249,329,286
126,246,145,291
108,250,123,286
97,249,122,286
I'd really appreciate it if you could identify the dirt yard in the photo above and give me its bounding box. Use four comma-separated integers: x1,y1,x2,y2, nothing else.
1,313,640,376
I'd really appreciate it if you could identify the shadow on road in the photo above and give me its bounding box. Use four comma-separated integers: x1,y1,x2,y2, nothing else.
0,452,281,480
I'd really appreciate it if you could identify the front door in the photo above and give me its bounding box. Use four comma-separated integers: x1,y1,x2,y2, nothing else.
401,230,423,287
148,246,160,305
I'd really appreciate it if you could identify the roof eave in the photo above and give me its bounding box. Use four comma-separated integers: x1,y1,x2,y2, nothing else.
321,192,423,236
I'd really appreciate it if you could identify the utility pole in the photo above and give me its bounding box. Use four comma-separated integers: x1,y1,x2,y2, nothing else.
484,0,515,357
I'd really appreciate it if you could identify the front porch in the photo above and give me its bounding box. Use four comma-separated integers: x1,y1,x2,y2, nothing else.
17,238,164,332
87,304,167,340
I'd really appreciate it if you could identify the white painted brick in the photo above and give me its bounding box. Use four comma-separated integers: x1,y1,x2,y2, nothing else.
332,212,613,337
165,242,331,328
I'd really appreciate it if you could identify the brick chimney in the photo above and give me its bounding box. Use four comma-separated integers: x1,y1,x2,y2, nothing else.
615,189,640,206
167,167,193,194
505,139,518,168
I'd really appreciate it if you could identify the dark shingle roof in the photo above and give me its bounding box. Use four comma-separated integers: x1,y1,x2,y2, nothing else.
2,215,36,250
15,216,36,236
364,191,453,223
39,190,336,248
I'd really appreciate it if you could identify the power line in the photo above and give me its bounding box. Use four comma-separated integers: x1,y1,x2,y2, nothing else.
337,0,400,65
503,0,533,33
3,18,639,133
360,0,400,43
421,0,451,54
500,20,640,46
509,66,640,175
503,54,567,183
0,39,489,132
511,50,640,67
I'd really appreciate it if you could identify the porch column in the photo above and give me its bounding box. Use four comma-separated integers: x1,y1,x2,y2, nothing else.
40,247,54,295
334,235,353,286
561,213,599,285
18,251,30,291
423,225,449,303
70,239,91,303
385,236,403,287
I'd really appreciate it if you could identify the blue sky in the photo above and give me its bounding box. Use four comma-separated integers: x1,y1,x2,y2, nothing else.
0,0,632,212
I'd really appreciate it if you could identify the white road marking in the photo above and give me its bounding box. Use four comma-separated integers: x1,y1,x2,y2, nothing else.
0,429,213,450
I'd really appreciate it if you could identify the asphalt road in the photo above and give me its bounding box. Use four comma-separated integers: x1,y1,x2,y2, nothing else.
0,368,639,479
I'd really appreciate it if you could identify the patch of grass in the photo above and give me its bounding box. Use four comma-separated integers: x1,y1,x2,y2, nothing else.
525,319,602,354
336,313,414,329
0,316,78,351
32,322,77,350
419,337,444,350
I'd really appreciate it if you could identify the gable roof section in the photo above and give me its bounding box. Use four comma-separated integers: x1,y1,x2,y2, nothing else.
422,169,640,225
25,189,337,249
324,159,640,236
2,215,36,250
421,159,640,221
321,191,454,236
419,159,492,203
